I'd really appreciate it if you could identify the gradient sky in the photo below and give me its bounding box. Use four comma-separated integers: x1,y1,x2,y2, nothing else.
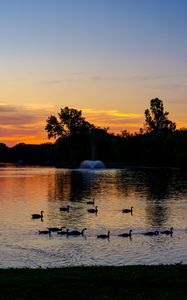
0,0,187,146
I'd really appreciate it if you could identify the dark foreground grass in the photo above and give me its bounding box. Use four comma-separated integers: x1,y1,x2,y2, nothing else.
0,265,186,300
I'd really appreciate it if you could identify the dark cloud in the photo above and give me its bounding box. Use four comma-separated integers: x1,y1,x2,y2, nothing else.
0,105,18,112
0,115,40,125
0,126,37,135
0,105,48,145
0,104,46,126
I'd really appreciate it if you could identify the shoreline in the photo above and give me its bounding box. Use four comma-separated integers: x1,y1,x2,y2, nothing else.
0,265,186,299
1,161,186,170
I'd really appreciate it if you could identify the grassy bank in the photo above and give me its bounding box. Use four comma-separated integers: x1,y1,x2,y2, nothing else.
0,265,186,299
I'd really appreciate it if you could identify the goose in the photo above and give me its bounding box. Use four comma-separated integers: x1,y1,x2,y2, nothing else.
57,228,69,235
118,229,132,237
161,227,174,235
97,231,110,239
86,199,95,205
122,206,133,213
67,228,87,236
39,229,51,235
144,230,159,236
32,211,44,219
88,206,98,213
59,205,70,212
47,226,66,232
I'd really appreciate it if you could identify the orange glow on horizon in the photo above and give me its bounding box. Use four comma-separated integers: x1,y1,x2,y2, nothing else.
0,104,186,147
0,135,51,147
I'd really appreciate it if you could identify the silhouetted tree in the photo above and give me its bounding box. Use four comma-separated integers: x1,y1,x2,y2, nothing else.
144,98,176,133
0,143,9,161
42,103,187,167
119,130,133,138
45,107,94,139
46,107,102,164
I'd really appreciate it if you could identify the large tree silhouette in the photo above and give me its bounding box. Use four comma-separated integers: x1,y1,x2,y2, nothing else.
45,107,103,163
144,98,176,133
45,107,94,139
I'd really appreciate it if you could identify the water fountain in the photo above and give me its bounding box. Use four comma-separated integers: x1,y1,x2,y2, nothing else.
80,136,105,169
80,160,105,169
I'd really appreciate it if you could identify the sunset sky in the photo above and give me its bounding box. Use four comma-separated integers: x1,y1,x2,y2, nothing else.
0,0,187,146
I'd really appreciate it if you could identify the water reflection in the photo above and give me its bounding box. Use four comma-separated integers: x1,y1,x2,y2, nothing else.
47,167,187,230
144,168,187,227
49,170,98,202
0,165,187,267
144,168,172,227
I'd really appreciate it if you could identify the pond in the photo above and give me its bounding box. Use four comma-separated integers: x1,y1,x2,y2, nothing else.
0,164,186,268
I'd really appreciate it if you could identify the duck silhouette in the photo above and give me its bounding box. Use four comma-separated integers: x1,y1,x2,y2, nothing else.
88,206,98,214
32,211,44,219
48,226,66,232
118,229,132,237
97,231,110,239
39,229,51,235
122,206,133,214
67,228,87,236
161,227,173,235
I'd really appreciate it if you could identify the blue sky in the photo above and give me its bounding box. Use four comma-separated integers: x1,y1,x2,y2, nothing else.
0,0,187,145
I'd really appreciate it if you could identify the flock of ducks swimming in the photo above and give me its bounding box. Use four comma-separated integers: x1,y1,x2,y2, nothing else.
32,201,174,239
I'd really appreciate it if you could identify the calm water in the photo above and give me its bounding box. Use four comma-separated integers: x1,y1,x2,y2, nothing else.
0,164,187,268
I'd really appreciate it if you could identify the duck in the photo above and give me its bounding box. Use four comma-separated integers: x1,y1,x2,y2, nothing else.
118,229,132,237
39,229,51,235
67,228,87,236
144,230,159,236
161,227,174,235
57,228,69,235
59,205,70,212
97,231,110,239
86,199,95,205
32,211,44,219
122,206,133,213
47,226,66,232
88,206,98,213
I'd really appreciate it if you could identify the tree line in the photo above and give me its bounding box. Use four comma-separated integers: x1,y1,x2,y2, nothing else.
0,98,187,168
